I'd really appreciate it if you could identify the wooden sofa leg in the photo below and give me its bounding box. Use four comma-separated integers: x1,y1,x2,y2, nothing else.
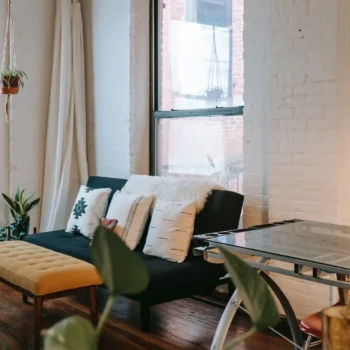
88,286,98,327
34,296,43,350
140,304,151,332
22,294,30,304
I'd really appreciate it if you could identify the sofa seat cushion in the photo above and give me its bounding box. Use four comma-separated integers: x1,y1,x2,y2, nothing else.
0,241,102,296
130,253,226,305
25,230,92,262
25,231,226,304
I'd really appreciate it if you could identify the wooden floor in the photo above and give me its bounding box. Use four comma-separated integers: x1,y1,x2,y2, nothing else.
0,284,317,350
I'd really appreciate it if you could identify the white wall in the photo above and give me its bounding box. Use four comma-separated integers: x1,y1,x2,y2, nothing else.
244,0,345,318
82,0,149,179
0,0,55,228
0,0,10,225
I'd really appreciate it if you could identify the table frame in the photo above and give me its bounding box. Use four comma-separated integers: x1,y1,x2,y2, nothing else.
194,245,350,350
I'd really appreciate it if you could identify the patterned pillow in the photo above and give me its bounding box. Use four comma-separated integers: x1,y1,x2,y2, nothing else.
66,185,111,239
143,199,196,263
106,191,154,250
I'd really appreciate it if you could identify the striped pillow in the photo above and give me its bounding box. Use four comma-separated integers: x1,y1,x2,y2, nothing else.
143,200,196,263
106,191,154,250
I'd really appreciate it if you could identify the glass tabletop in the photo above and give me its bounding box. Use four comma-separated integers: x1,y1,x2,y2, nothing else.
208,220,350,271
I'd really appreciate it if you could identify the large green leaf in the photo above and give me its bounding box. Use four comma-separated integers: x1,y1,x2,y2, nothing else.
10,209,18,221
44,316,97,350
218,247,280,331
91,225,149,296
25,198,40,213
22,194,33,209
2,193,17,212
14,201,24,215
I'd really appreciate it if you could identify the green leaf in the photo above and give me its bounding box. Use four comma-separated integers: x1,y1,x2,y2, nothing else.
14,201,24,215
10,209,18,221
15,188,20,202
19,189,25,203
44,316,97,350
2,193,17,212
218,247,280,331
25,198,40,213
91,225,149,295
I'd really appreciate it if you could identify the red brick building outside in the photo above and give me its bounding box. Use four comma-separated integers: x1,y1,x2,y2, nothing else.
157,0,244,193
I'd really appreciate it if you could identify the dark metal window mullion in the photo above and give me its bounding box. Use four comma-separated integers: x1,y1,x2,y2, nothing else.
153,106,243,119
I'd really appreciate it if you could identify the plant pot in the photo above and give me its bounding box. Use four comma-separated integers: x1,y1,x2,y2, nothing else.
0,86,19,95
323,306,350,349
8,220,30,240
1,76,20,95
206,88,223,100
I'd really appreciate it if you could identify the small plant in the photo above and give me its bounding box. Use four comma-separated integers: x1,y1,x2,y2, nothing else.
0,68,27,94
1,188,40,240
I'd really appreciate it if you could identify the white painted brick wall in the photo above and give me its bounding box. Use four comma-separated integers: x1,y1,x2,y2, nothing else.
244,0,340,318
82,0,149,179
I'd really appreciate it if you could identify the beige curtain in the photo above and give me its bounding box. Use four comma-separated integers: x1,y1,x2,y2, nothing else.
40,0,88,231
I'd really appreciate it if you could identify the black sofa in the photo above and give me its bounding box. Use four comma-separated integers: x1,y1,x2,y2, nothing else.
25,176,244,331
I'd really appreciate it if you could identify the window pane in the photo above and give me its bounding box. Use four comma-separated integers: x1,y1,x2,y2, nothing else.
159,0,244,110
156,116,243,193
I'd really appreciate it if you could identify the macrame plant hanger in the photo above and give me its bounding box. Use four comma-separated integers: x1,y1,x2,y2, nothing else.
207,26,223,99
1,0,17,122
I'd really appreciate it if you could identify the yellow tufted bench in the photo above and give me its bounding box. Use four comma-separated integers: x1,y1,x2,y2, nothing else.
0,241,103,349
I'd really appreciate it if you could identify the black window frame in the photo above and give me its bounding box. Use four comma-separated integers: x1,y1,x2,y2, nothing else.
149,0,244,175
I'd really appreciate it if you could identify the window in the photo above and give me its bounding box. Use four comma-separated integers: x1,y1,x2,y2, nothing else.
151,0,244,193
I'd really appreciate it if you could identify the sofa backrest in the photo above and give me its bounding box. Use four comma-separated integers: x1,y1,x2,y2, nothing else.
87,176,127,206
194,190,243,234
86,176,244,234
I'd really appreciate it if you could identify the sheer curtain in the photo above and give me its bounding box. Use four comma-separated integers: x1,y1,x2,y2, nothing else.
40,0,88,231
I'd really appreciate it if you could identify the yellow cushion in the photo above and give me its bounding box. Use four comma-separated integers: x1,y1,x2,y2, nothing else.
0,241,102,296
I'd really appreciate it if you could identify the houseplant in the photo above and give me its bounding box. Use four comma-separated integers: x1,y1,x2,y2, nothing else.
1,188,40,240
44,224,279,349
0,68,27,95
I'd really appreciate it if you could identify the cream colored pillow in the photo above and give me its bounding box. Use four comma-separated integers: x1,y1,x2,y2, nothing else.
106,191,154,250
143,200,196,263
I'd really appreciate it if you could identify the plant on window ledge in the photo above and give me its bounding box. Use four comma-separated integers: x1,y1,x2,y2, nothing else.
0,189,40,241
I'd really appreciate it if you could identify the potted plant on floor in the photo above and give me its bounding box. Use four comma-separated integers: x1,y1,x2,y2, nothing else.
1,189,40,241
0,68,27,95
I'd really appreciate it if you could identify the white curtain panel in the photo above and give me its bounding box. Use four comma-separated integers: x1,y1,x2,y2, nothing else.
40,0,88,231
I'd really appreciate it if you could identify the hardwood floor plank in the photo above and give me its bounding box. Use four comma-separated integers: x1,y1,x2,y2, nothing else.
0,283,319,350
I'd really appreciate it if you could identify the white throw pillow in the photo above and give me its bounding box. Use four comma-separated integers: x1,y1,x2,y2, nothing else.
143,200,196,263
66,185,111,239
106,191,154,250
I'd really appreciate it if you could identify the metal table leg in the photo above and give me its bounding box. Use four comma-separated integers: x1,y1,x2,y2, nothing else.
210,289,242,350
260,272,304,350
210,258,303,350
210,257,267,350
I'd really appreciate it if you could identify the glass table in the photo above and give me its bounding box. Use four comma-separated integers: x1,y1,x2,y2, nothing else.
200,220,350,350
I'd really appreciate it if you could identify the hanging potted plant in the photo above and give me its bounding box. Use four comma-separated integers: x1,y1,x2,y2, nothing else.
206,86,224,100
0,0,27,121
0,68,27,95
206,26,224,102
